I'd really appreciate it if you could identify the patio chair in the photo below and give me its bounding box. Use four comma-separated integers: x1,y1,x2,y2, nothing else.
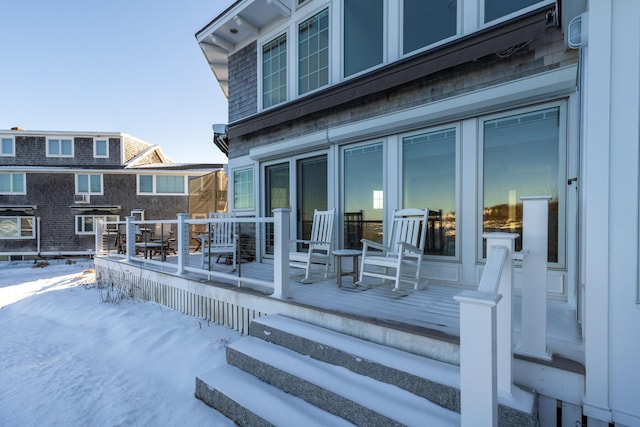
201,212,237,271
290,208,335,284
152,223,176,254
357,208,428,291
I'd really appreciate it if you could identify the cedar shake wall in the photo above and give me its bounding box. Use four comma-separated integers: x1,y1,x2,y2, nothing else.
1,172,189,253
228,42,258,123
4,136,122,167
227,26,576,158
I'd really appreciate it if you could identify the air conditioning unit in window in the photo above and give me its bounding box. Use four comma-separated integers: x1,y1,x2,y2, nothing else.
73,194,90,204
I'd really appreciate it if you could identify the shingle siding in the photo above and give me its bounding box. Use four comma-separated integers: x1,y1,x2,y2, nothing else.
228,41,258,123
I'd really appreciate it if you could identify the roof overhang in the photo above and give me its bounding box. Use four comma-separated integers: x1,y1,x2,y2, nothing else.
0,205,37,214
70,205,122,214
195,0,292,97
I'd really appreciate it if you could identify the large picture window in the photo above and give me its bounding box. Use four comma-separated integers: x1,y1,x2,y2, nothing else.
0,173,25,194
234,168,254,210
482,106,562,263
263,34,288,109
298,8,329,95
484,0,546,23
403,127,457,257
403,0,457,55
0,216,34,239
344,0,383,77
343,143,384,249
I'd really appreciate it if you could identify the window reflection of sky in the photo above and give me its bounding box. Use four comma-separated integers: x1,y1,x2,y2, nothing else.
344,143,383,221
483,108,560,208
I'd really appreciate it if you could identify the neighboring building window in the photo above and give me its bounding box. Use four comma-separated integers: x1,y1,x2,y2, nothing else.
234,168,254,210
138,175,186,194
403,127,457,257
298,8,329,95
76,174,103,194
403,0,457,55
1,136,15,156
47,138,73,157
344,0,383,77
94,138,109,158
484,0,546,23
75,215,119,235
0,173,25,194
0,216,35,239
263,34,288,109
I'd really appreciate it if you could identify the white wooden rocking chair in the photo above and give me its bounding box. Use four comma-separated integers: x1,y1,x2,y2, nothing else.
357,208,428,291
289,208,335,284
201,212,237,271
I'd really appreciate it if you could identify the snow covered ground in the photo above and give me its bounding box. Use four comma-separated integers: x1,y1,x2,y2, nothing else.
0,258,238,426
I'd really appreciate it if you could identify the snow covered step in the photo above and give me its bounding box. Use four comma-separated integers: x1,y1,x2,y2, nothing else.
226,336,460,427
195,364,355,427
249,314,537,426
250,314,461,409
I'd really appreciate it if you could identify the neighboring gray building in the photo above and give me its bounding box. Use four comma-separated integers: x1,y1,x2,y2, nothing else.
0,128,222,259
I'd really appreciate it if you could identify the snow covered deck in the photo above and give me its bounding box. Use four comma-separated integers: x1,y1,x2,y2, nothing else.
94,251,584,371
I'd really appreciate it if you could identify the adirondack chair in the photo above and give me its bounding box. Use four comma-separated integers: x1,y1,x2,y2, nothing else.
290,208,335,284
357,208,428,291
201,212,237,271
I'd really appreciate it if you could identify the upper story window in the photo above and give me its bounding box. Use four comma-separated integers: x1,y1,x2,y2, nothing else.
298,8,329,95
484,0,549,24
1,136,15,156
344,0,383,77
0,216,35,239
402,0,458,55
233,167,254,210
94,138,109,158
0,173,25,194
139,174,186,195
47,138,73,158
76,173,103,194
263,34,288,109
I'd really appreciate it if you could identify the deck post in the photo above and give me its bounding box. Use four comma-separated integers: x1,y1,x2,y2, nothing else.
273,208,290,298
517,195,552,360
454,290,502,427
176,213,189,275
95,219,103,255
484,232,518,397
126,216,136,262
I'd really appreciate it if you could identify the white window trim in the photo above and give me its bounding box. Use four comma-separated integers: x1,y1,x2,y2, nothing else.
75,215,119,235
295,5,332,97
0,216,35,239
254,0,557,112
399,122,462,261
479,0,555,29
0,136,15,157
46,137,74,158
75,173,104,195
259,32,289,111
93,138,109,158
137,174,188,196
233,166,256,211
476,99,568,269
0,172,26,195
